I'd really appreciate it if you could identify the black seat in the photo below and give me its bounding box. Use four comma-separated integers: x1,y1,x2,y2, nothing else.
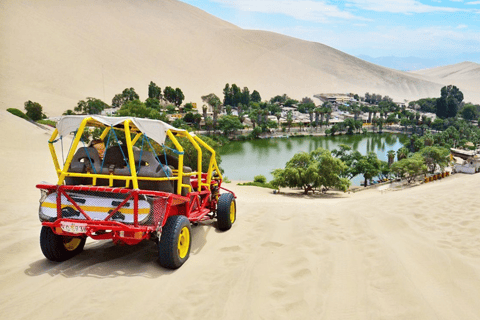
65,147,102,185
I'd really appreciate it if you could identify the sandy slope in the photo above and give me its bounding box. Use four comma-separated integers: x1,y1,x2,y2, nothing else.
412,62,480,103
2,0,477,116
1,112,480,319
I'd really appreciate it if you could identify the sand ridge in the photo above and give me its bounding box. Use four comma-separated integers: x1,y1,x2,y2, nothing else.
1,0,479,116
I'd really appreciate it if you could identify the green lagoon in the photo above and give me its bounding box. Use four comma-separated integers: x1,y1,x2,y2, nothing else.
218,133,408,186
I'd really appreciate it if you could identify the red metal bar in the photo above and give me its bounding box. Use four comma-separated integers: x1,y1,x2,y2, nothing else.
220,186,236,198
60,188,93,221
56,190,61,220
103,193,133,221
133,191,139,227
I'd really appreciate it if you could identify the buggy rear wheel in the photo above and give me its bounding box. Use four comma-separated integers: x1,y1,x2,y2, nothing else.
40,226,86,262
217,193,236,231
158,215,192,269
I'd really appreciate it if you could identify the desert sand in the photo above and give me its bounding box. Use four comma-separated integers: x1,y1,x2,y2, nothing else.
412,62,480,103
1,110,480,320
1,0,479,116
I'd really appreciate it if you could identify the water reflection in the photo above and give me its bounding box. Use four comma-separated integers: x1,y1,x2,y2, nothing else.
218,133,407,185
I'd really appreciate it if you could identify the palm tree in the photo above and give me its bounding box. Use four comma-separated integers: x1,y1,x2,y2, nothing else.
275,112,282,128
315,107,321,129
387,150,396,167
397,147,408,161
286,111,293,132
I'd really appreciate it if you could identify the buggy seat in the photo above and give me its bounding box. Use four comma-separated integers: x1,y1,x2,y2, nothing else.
65,146,191,194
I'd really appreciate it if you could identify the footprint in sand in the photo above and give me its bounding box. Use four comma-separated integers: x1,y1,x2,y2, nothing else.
220,245,242,252
261,241,284,248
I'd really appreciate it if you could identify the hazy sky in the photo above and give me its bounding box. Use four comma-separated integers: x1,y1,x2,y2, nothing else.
180,0,480,65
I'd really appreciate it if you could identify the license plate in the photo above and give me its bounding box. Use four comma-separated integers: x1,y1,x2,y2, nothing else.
60,222,87,234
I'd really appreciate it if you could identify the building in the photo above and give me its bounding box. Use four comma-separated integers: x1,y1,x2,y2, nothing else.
314,93,355,104
451,148,480,174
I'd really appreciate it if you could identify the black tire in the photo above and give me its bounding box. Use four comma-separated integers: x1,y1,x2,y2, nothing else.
40,226,86,262
217,193,236,231
158,215,192,269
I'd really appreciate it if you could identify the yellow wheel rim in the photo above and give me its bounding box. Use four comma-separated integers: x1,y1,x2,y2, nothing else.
229,201,236,224
64,237,82,251
177,227,190,259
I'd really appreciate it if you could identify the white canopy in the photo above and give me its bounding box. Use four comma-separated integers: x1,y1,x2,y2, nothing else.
56,115,184,145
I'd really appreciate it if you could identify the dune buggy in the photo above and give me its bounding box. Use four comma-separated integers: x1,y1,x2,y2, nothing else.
37,115,236,269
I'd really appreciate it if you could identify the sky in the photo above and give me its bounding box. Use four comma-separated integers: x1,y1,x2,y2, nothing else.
180,0,480,69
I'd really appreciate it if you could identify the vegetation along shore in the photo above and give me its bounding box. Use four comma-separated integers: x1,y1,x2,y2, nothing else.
8,82,480,194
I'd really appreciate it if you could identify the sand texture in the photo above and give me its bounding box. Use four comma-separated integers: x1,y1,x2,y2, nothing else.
1,0,479,116
1,110,480,319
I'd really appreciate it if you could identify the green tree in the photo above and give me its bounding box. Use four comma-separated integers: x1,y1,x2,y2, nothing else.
331,144,363,179
63,109,75,116
437,85,463,119
145,97,161,111
250,90,261,103
217,115,243,136
223,83,232,106
183,102,195,113
74,97,109,114
24,100,44,120
271,152,319,194
421,146,450,174
122,88,139,101
166,105,177,114
270,94,288,104
241,87,250,105
311,148,350,192
460,104,478,121
356,152,382,187
148,81,162,100
116,100,151,118
391,154,427,183
286,111,293,132
163,86,176,105
112,87,139,108
174,88,185,107
271,148,349,194
396,146,409,161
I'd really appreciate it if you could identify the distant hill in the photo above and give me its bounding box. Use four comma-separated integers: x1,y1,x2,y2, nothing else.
356,55,441,72
0,0,478,116
411,62,480,103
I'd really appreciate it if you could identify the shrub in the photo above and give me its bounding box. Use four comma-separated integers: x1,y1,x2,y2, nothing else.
7,108,29,120
253,175,267,183
24,100,44,120
37,119,57,127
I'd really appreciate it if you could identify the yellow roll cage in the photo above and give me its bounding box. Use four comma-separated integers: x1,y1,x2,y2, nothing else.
49,117,222,195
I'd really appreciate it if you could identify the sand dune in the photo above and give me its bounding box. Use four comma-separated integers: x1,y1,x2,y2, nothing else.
412,62,480,103
2,0,477,117
1,111,480,319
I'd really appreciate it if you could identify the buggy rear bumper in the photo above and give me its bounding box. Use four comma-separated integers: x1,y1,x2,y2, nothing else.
36,184,188,244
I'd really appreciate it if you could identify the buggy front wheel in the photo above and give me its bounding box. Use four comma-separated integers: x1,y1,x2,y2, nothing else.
217,193,236,231
40,226,86,262
158,215,192,269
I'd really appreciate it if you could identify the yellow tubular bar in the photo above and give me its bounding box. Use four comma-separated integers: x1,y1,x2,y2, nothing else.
131,133,143,146
57,117,91,185
181,132,204,191
49,129,61,177
166,130,185,195
193,135,222,184
124,120,139,189
99,127,111,140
